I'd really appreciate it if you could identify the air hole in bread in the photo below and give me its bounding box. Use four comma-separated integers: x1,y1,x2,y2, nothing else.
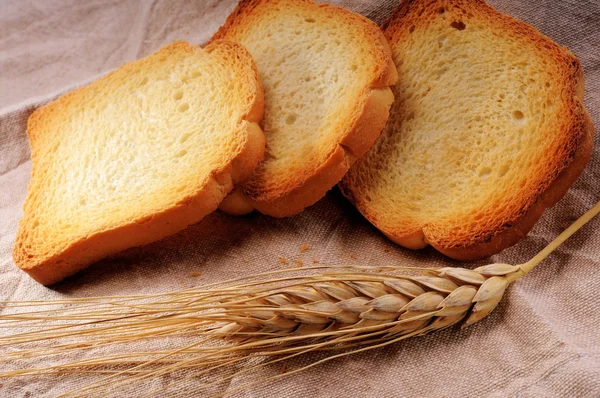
479,167,492,178
192,71,201,78
451,21,466,30
179,132,191,143
409,26,415,33
350,64,357,71
174,90,184,100
305,18,315,23
285,114,297,125
499,163,510,177
178,103,190,112
438,7,445,14
513,110,524,120
177,149,189,161
140,77,149,85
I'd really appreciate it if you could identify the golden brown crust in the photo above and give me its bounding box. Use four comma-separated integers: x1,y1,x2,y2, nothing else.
213,0,398,217
341,0,594,260
435,109,594,260
16,173,232,285
13,41,265,285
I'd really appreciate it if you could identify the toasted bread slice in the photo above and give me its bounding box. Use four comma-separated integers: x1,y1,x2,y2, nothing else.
340,0,594,260
213,0,398,217
13,41,265,285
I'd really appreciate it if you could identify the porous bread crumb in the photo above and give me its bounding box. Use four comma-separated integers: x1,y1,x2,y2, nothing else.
296,259,303,267
312,259,320,264
340,0,592,260
212,0,397,218
299,243,310,253
350,254,357,260
190,271,202,278
279,256,289,265
243,258,249,263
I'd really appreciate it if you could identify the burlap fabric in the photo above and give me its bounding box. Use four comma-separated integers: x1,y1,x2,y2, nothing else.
1,0,599,396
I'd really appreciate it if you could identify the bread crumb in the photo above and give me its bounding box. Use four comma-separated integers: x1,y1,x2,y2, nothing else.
189,271,202,278
312,259,320,264
279,364,288,374
296,259,303,267
243,258,249,263
299,243,310,253
350,253,357,260
279,256,289,265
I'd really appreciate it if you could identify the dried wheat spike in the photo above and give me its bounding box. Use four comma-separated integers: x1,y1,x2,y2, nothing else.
213,263,522,345
0,201,597,397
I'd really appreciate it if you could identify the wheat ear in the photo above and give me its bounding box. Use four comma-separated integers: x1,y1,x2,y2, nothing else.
0,201,598,397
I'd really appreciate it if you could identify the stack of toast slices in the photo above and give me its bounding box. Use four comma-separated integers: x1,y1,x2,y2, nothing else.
13,0,593,285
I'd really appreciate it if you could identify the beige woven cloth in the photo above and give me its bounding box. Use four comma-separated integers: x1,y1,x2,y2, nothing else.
1,0,599,396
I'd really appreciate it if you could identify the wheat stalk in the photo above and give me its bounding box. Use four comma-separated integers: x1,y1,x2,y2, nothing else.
0,201,598,397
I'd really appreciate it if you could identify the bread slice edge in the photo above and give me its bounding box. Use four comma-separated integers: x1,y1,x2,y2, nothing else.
221,86,396,218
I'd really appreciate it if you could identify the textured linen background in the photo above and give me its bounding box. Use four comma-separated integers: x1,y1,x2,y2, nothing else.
1,0,599,396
